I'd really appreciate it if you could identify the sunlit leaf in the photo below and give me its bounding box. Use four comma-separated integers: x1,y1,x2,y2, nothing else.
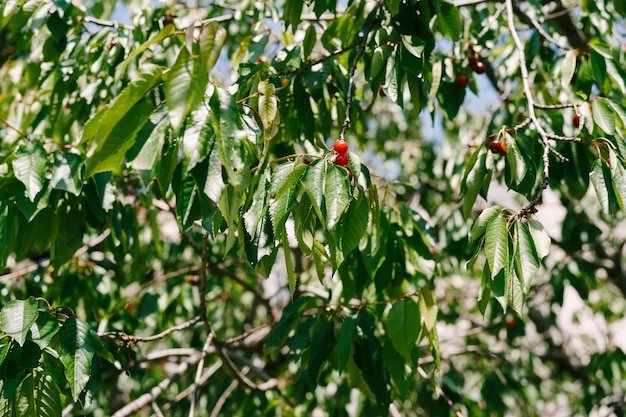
560,49,577,88
418,288,438,331
484,214,509,279
470,205,503,241
0,298,39,346
592,97,616,134
12,143,47,202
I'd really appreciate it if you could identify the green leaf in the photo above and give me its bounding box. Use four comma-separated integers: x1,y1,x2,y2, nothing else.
592,98,616,134
127,106,169,168
0,298,39,346
83,64,163,147
383,48,399,103
50,153,83,196
382,339,410,398
59,317,96,401
514,220,540,294
340,191,369,254
272,161,307,201
401,35,426,58
12,368,63,417
503,129,526,187
210,87,248,187
165,47,207,135
336,314,358,373
507,264,524,315
436,2,462,40
590,158,619,215
370,46,385,81
174,171,202,231
302,160,327,224
294,192,318,254
199,21,227,76
462,148,490,218
306,321,335,388
84,64,163,177
245,168,271,238
282,228,297,297
418,288,438,331
560,49,577,88
116,24,175,80
29,309,59,350
610,149,626,208
528,220,551,259
386,298,421,364
484,214,509,279
269,164,304,237
285,0,304,30
258,80,279,134
303,24,316,58
470,205,503,241
12,143,47,202
478,263,491,315
324,164,351,230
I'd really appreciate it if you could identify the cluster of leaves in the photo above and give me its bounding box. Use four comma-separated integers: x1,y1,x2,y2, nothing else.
1,0,626,416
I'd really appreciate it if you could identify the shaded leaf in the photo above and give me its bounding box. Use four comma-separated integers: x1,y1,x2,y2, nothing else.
324,164,351,230
336,314,358,373
386,298,421,364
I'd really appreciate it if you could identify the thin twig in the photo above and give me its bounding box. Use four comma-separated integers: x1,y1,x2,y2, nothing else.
0,230,111,282
199,236,212,335
0,114,28,139
416,365,465,417
210,379,239,417
111,350,204,417
83,16,135,30
168,361,222,405
151,402,165,417
189,334,214,417
476,3,506,40
101,316,202,343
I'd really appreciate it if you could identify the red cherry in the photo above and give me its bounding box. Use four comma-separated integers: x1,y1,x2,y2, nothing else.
506,317,516,328
334,139,349,154
257,56,266,63
573,114,580,128
456,75,468,88
335,153,349,166
187,275,199,285
473,61,486,74
488,141,506,156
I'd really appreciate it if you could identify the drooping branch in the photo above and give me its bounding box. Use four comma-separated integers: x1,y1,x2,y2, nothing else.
339,0,385,140
505,0,554,217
